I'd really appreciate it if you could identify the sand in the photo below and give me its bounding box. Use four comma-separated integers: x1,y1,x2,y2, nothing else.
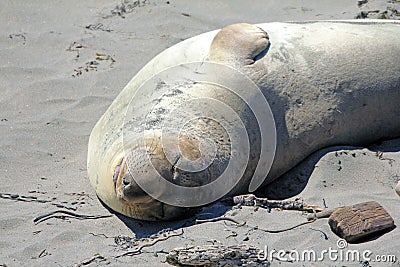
0,0,399,266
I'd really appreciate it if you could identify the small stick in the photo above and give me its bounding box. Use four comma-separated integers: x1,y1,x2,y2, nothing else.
196,216,244,226
89,233,112,238
309,228,329,240
322,198,328,209
33,210,112,224
38,249,47,258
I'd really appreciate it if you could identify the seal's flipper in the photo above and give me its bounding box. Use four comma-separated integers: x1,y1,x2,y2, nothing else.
209,23,269,67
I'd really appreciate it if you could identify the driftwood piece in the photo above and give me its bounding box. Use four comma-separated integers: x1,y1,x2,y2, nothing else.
166,244,270,267
233,194,303,210
328,201,394,243
232,194,323,212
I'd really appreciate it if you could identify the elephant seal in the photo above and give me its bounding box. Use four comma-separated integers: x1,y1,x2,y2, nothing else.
88,20,400,221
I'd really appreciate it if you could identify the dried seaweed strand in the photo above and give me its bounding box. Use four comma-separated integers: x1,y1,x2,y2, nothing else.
114,229,184,258
196,215,317,233
0,192,51,203
254,219,316,233
74,254,106,267
74,229,184,266
1,192,78,210
33,210,112,224
196,216,244,225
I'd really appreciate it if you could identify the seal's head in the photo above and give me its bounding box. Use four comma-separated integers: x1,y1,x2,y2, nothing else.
113,133,225,221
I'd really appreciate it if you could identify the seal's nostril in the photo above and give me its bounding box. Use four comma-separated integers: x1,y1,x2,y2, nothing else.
122,177,130,187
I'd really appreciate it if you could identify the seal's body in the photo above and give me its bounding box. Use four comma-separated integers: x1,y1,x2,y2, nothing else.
88,20,400,220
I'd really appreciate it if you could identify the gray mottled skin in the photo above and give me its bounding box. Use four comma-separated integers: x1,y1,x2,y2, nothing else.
88,20,400,220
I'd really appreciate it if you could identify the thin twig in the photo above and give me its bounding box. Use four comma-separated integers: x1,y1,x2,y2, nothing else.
309,227,329,240
89,233,113,238
33,210,112,224
254,219,316,233
196,215,317,234
196,216,244,226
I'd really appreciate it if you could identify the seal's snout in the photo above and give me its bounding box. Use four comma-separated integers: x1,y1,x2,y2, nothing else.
115,158,151,203
114,146,157,205
112,131,229,220
113,136,210,220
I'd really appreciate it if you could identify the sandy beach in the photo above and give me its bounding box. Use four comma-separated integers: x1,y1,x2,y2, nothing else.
1,1,399,266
